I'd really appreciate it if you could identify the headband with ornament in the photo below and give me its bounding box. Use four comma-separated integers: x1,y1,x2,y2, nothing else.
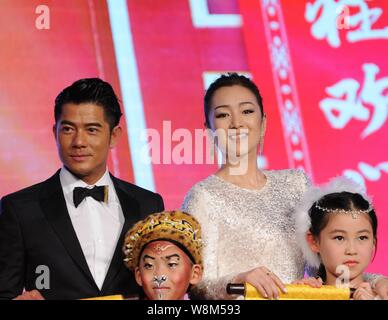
123,210,203,272
294,176,374,269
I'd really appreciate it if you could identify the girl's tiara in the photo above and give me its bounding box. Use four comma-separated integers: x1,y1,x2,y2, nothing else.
294,176,373,269
314,202,373,219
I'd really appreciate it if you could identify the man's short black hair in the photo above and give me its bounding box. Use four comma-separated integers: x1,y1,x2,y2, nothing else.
54,78,123,131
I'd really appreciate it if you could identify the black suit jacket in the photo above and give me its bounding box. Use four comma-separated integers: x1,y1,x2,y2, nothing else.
0,170,164,299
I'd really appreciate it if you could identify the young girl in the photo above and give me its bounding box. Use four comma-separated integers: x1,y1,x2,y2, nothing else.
295,177,380,300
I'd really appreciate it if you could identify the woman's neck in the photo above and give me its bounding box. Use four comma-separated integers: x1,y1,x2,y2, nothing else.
216,153,266,190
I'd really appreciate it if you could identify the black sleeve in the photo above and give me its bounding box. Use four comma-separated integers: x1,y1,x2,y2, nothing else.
0,197,25,299
156,193,165,212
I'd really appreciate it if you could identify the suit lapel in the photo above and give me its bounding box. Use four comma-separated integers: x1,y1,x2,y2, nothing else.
40,171,98,290
101,176,141,293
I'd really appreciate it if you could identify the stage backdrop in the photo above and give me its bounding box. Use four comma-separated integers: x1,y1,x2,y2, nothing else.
0,0,386,273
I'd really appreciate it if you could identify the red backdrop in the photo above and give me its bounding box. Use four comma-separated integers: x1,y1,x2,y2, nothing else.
0,0,386,273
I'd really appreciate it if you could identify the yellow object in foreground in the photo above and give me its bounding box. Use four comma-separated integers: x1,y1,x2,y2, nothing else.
81,295,125,300
245,283,350,300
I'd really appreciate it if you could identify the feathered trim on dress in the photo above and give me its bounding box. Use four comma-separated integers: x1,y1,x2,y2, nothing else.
294,176,372,269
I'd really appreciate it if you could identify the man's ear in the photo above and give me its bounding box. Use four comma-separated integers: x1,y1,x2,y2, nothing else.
189,264,203,285
109,126,122,148
134,267,143,287
306,232,320,253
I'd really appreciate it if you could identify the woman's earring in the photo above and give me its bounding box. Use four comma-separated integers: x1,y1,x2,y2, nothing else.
206,128,215,163
209,135,215,160
259,134,264,156
259,114,267,156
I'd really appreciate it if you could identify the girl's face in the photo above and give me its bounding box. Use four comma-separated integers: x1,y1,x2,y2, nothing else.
208,85,265,160
135,241,202,300
309,213,376,286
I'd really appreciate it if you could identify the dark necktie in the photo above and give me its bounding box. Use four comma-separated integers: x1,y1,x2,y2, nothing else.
73,185,108,208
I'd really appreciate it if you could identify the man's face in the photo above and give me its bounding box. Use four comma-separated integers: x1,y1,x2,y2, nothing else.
135,241,202,300
53,103,121,184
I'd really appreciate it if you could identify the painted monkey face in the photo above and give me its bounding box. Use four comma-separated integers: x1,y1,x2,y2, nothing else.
135,241,202,300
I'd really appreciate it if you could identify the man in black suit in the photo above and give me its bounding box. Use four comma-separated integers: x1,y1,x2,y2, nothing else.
0,78,164,299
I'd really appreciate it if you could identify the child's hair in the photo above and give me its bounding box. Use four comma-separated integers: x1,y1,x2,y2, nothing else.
295,176,378,273
309,191,378,281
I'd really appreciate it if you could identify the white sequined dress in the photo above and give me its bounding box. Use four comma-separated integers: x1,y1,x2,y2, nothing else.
182,169,309,299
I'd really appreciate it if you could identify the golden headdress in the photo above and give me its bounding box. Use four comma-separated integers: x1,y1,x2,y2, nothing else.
123,210,203,271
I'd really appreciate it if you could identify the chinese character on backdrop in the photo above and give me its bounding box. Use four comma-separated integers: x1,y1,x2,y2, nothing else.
320,63,388,139
305,0,388,48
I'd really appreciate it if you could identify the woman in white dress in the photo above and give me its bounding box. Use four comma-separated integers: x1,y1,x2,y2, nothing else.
182,73,387,300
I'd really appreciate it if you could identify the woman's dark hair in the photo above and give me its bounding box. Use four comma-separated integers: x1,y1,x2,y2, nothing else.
54,78,123,131
203,73,264,128
309,192,378,282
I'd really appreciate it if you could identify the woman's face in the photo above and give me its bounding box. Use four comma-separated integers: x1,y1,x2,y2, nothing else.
135,241,202,300
309,213,375,286
208,85,265,160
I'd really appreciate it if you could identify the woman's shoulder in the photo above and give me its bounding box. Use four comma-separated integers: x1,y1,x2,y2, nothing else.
181,176,218,217
184,175,219,195
182,175,215,200
183,176,219,204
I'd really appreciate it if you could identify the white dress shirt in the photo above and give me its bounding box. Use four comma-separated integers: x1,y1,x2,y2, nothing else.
60,167,124,290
